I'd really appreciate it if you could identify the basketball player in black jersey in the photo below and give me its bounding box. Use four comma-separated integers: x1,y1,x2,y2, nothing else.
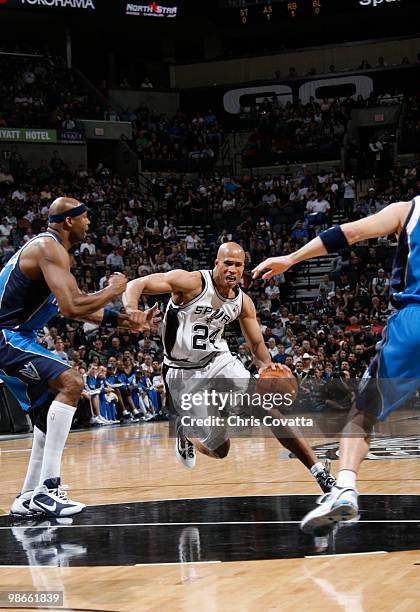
4,197,159,518
124,242,335,494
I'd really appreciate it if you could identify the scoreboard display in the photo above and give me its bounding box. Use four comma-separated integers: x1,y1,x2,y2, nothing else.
220,0,410,25
237,1,323,24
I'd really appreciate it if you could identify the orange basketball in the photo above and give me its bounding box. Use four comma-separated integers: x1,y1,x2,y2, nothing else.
256,366,298,404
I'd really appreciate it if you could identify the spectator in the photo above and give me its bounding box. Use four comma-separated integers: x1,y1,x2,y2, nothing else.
52,337,69,362
80,235,96,256
141,77,153,89
371,268,390,297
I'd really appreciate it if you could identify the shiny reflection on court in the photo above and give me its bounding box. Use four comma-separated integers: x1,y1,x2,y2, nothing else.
2,495,420,566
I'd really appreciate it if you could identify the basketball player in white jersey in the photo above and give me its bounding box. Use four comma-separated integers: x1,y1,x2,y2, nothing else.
124,242,335,493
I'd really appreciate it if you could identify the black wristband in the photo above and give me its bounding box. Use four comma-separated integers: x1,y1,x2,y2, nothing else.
319,225,349,253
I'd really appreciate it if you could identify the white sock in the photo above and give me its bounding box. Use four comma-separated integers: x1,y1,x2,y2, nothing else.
38,400,76,486
310,462,324,477
21,426,46,493
337,469,357,490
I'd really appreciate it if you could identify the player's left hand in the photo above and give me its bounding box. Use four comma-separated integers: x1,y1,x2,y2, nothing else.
258,363,289,376
252,256,293,280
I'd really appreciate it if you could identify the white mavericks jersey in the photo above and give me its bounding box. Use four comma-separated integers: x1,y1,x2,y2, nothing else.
162,269,244,368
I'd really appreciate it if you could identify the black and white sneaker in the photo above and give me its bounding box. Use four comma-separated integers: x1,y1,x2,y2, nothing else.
10,490,43,518
29,478,86,517
175,420,196,469
315,459,337,494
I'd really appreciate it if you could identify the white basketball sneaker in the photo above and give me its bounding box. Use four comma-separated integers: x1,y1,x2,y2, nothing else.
29,478,86,517
10,490,43,517
300,486,359,535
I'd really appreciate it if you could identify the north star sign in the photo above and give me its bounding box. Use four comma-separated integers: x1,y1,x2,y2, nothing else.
125,2,178,17
19,0,95,8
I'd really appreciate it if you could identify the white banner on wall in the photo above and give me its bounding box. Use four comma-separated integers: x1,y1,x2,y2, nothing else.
298,75,374,105
223,85,293,114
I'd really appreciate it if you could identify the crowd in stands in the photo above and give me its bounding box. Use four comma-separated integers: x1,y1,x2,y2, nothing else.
0,47,415,176
277,53,420,80
0,145,419,423
0,50,225,173
400,94,420,153
128,107,225,173
0,52,103,131
241,96,349,166
241,88,410,168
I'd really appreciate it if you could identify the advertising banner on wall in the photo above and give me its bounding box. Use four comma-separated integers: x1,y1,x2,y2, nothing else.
180,65,420,121
0,128,85,144
0,0,96,11
58,129,85,143
124,2,178,18
0,128,58,143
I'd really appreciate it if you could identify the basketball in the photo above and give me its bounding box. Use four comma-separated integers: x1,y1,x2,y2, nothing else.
256,366,298,403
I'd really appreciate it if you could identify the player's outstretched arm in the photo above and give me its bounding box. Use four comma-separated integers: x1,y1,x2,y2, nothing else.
123,270,201,314
239,295,273,370
76,303,161,333
37,238,127,318
252,201,409,281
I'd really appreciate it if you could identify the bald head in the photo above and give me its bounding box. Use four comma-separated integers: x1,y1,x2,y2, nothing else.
217,242,245,261
48,196,90,246
214,242,245,292
49,197,81,219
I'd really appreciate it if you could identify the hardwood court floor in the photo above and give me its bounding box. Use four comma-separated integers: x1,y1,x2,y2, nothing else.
0,422,419,611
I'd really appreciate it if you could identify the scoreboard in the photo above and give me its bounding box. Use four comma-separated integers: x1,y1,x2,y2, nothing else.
237,1,323,24
220,0,410,25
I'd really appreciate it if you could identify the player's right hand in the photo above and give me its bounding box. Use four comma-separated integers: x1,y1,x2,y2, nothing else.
128,303,161,333
252,256,293,280
108,272,128,295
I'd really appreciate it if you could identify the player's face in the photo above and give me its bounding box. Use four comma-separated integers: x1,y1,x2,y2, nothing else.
70,212,90,244
215,255,245,288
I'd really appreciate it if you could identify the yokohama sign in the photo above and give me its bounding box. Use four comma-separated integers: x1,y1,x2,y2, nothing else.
1,0,96,8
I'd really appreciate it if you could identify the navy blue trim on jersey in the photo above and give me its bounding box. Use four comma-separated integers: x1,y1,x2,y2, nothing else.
0,233,61,331
45,229,63,244
389,199,415,308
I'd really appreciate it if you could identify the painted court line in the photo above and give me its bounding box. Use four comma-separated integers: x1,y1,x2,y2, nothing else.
135,560,221,566
3,493,419,518
305,551,387,558
0,564,59,568
4,519,420,529
85,492,420,508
